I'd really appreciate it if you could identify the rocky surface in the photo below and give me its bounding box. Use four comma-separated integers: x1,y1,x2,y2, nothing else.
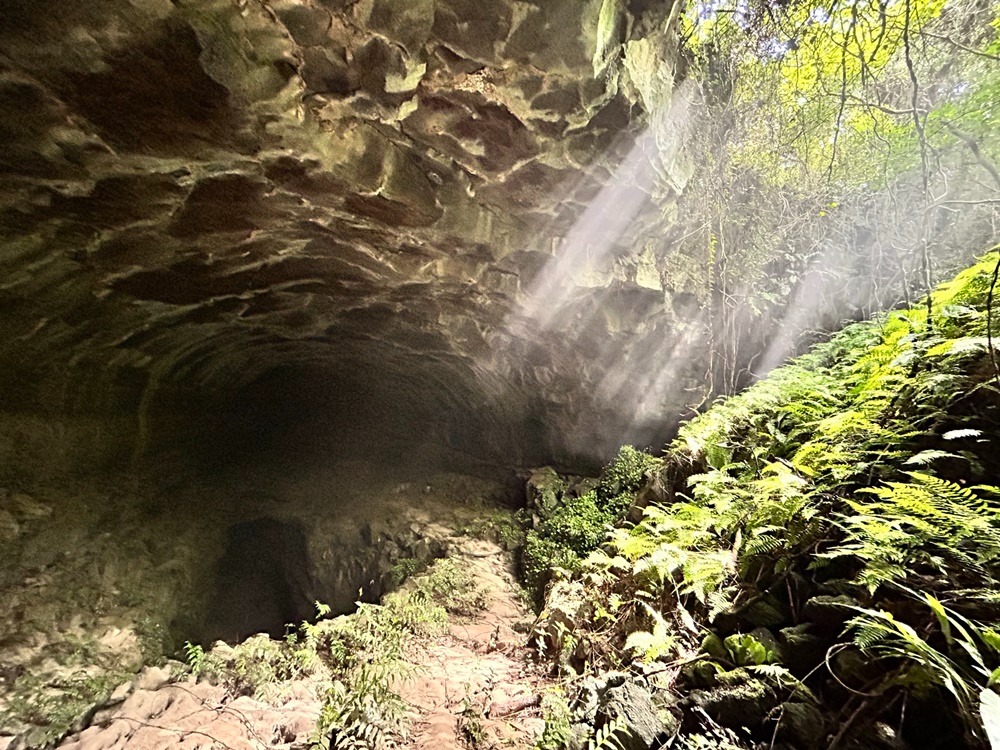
397,537,548,750
41,539,549,750
0,0,696,471
0,465,515,746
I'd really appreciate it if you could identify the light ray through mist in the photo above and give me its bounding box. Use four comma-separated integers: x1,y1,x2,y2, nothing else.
496,81,703,454
516,80,697,332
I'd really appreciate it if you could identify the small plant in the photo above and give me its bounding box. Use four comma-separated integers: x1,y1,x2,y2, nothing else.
588,718,629,750
535,688,572,750
458,697,488,748
183,640,206,674
624,602,676,663
519,448,660,604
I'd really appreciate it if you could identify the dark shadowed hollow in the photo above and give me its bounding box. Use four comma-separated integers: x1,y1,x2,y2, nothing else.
198,518,315,643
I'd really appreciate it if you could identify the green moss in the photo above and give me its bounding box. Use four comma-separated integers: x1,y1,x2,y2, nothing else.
538,492,607,554
457,508,525,550
411,557,488,616
598,445,660,502
522,532,583,595
520,449,659,602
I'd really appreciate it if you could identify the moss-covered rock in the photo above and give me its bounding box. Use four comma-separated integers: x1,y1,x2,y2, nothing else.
689,670,779,729
519,449,658,601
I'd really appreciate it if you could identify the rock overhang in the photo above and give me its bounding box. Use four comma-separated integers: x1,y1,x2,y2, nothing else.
0,0,696,473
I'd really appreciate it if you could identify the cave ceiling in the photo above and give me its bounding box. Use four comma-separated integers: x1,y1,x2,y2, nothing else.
0,0,695,463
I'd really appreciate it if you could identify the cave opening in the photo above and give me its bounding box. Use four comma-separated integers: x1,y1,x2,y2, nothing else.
155,353,553,487
195,517,316,644
154,354,527,650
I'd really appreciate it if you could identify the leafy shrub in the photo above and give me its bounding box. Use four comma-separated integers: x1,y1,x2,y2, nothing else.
535,252,1000,746
520,449,659,602
597,446,661,514
522,532,583,596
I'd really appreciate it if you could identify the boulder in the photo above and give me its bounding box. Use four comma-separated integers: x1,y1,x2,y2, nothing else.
802,595,860,634
8,494,52,521
526,468,566,524
531,580,588,651
777,701,827,747
0,510,19,541
689,669,780,729
597,679,678,750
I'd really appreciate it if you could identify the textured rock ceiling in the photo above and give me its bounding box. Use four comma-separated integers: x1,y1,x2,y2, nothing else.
0,0,694,469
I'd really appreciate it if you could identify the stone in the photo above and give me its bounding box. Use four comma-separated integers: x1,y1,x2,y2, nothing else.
133,665,173,692
108,681,132,703
749,627,782,661
0,0,697,475
742,594,791,629
700,632,728,661
567,722,594,750
778,701,826,747
689,670,780,729
0,510,19,541
8,493,51,520
778,624,826,675
525,468,566,523
597,679,678,750
802,595,860,633
531,579,588,653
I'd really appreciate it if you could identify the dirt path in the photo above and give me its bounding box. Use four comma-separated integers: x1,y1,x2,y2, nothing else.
50,540,549,750
398,538,550,750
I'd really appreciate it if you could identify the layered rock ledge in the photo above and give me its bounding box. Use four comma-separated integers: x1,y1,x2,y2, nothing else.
0,0,695,473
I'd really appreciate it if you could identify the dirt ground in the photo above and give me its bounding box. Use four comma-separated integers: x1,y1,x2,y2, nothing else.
47,539,551,750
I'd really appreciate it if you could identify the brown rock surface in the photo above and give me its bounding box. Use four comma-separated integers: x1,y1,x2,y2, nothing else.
52,539,549,750
0,0,696,472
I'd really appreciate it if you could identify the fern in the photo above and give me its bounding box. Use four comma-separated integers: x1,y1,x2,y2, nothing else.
183,641,205,674
624,602,676,663
588,718,629,750
826,473,1000,594
844,594,999,741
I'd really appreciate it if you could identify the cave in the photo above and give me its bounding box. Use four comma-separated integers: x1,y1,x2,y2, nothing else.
198,518,315,644
3,0,998,748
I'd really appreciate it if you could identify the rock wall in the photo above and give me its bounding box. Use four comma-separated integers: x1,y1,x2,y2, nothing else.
0,0,694,473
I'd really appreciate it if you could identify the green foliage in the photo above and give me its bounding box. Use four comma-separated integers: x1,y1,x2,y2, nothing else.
724,634,779,667
541,492,607,555
458,508,525,550
522,533,584,596
536,254,1000,744
597,446,661,513
535,688,573,750
183,640,205,673
665,0,1000,408
845,592,1000,742
409,557,488,616
588,719,628,750
521,448,658,602
624,602,677,663
0,668,130,748
825,473,1000,594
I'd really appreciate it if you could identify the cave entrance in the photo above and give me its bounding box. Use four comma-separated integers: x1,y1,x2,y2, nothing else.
198,518,316,643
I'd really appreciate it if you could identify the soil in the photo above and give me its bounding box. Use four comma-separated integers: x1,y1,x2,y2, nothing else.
48,539,551,750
